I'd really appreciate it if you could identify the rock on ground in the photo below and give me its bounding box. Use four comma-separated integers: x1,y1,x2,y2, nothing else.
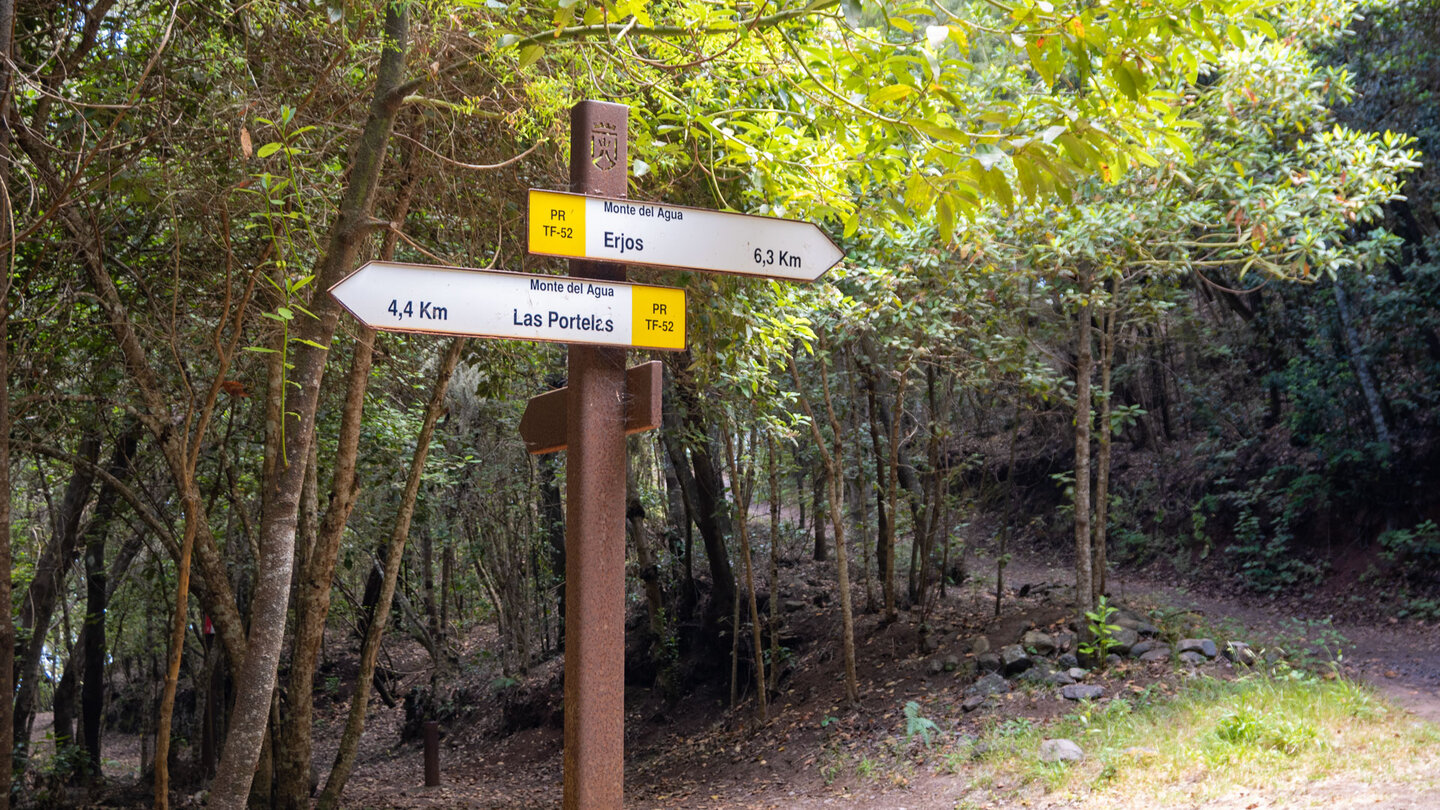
1178,638,1219,658
967,672,1011,698
1061,684,1105,701
1038,738,1084,762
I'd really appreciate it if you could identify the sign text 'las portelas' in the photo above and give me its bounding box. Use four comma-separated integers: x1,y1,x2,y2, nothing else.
329,261,685,351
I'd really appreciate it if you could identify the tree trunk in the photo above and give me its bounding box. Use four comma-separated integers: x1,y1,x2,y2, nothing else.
0,0,15,793
810,469,828,562
864,373,889,600
1332,277,1393,454
627,447,664,641
722,423,767,720
849,389,875,612
1092,285,1117,605
538,407,567,639
790,353,858,703
52,651,80,761
766,437,782,691
77,425,140,778
274,324,377,810
1073,281,1096,620
915,367,942,610
420,523,439,650
318,337,464,810
889,372,909,611
207,6,415,808
671,366,736,620
13,433,100,765
0,194,13,807
659,402,700,617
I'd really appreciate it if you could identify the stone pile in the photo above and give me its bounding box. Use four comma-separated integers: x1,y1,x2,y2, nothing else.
926,605,1251,716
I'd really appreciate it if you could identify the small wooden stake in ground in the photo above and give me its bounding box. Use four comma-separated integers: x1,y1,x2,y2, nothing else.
519,361,662,454
423,721,440,787
562,99,629,810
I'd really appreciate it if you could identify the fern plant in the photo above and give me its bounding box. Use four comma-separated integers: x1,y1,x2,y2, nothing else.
903,700,938,748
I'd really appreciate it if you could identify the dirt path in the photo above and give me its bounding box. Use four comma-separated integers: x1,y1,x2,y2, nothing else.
986,549,1440,724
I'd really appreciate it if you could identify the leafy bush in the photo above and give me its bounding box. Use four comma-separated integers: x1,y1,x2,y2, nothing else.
1379,519,1440,568
1079,596,1123,663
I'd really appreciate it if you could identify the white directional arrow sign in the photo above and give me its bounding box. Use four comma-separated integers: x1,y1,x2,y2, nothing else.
528,189,844,281
329,261,685,351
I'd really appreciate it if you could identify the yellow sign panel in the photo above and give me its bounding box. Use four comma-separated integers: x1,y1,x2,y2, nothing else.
528,190,586,258
630,285,685,351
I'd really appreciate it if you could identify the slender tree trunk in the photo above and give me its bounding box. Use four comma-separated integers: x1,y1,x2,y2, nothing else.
996,403,1022,618
14,434,100,764
420,523,439,647
627,448,664,641
672,367,735,620
915,367,941,609
1092,287,1117,605
790,353,858,703
864,369,890,610
1333,278,1393,453
1073,278,1096,620
0,0,16,795
79,426,140,778
847,364,875,612
274,325,377,810
317,337,464,810
539,427,567,639
810,470,828,562
766,437,782,692
208,7,415,808
659,402,699,616
53,648,81,762
887,368,910,608
722,423,766,721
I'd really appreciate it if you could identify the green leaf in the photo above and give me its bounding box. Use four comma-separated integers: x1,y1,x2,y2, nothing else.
257,142,284,159
518,43,544,69
1247,17,1278,40
912,119,969,144
935,194,956,244
867,84,915,105
1162,133,1194,163
1109,63,1138,101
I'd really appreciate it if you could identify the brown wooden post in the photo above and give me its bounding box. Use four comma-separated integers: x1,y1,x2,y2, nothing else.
563,100,629,810
422,721,440,787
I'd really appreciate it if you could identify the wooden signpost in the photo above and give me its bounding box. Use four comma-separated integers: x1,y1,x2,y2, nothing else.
332,99,842,810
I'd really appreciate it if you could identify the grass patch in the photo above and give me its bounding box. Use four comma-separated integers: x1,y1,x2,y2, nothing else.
967,667,1440,806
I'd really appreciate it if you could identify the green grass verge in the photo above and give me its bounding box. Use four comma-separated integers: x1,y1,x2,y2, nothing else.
945,665,1440,808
